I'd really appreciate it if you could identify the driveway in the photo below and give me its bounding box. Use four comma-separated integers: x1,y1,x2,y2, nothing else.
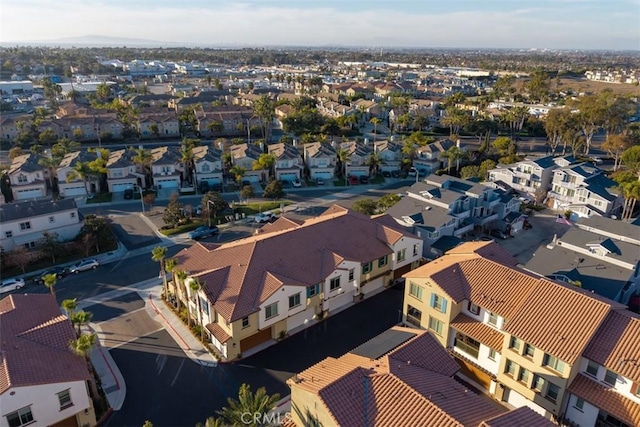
108,213,161,250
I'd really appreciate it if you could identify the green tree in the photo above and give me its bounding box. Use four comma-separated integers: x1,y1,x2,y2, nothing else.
377,193,401,211
9,147,24,159
38,128,58,146
240,185,254,202
131,147,154,189
370,117,381,141
366,152,383,177
460,165,482,180
201,191,229,216
189,278,205,341
217,384,281,427
620,180,640,221
70,310,93,338
492,136,512,158
176,270,188,321
152,246,169,301
165,258,178,306
39,231,61,264
66,161,92,196
621,145,640,178
602,134,631,171
525,70,550,103
336,148,350,185
196,417,225,427
229,165,246,184
163,195,184,228
352,199,378,215
181,138,200,186
253,96,276,141
263,179,284,199
38,155,61,193
80,214,115,254
68,332,100,399
252,153,276,182
42,273,58,299
62,298,78,317
479,159,497,180
51,138,81,160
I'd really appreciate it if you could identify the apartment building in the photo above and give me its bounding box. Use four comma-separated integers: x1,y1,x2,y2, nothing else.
402,241,634,423
174,205,423,360
488,156,558,199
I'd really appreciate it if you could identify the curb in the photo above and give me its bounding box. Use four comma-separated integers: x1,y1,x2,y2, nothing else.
147,294,192,351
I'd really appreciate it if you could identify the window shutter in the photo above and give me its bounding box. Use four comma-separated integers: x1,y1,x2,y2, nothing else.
430,293,435,308
441,298,448,314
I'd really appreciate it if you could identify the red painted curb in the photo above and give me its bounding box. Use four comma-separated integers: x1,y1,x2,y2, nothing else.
148,294,191,350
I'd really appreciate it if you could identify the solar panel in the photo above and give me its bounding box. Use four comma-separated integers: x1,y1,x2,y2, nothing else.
351,329,416,360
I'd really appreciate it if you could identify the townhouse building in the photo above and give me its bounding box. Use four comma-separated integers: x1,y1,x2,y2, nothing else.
192,145,223,190
317,100,356,119
402,241,636,424
285,325,553,427
56,150,98,197
230,143,264,183
7,153,48,201
268,143,303,183
488,156,558,200
194,105,258,138
387,175,521,254
0,115,27,143
150,146,182,194
0,198,82,252
174,205,423,360
547,162,622,219
524,216,640,304
137,110,180,139
339,140,372,178
302,142,337,180
413,139,456,175
105,149,139,194
373,140,403,173
0,294,97,427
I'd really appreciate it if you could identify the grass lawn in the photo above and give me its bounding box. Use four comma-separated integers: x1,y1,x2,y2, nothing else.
371,175,385,184
159,220,205,236
234,201,292,216
86,193,113,203
333,180,347,187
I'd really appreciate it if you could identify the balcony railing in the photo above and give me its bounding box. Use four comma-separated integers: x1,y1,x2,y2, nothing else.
406,314,421,328
473,213,499,225
454,341,480,359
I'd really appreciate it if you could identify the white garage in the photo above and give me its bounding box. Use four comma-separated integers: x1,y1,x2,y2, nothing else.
15,188,44,200
325,290,355,313
286,307,316,331
311,170,333,179
277,172,298,182
361,276,385,296
110,182,134,193
155,178,179,189
60,185,86,197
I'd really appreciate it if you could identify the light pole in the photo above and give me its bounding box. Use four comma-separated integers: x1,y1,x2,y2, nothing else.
246,118,251,143
207,200,216,227
410,167,419,184
138,186,145,213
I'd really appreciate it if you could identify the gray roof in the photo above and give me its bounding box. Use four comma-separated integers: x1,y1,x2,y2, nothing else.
561,227,639,266
386,197,455,231
8,153,43,174
529,155,555,168
577,216,640,240
524,244,632,301
431,235,464,252
0,199,78,223
583,175,619,201
424,174,488,196
58,150,96,169
409,182,466,206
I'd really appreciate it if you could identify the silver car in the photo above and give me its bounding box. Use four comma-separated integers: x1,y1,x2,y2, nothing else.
0,278,26,294
69,259,100,274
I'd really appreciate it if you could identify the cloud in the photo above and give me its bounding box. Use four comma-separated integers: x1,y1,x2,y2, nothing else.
1,0,638,50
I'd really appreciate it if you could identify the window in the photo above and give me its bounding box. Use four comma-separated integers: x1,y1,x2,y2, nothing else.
242,317,249,328
428,316,443,335
546,382,560,402
58,389,73,409
289,293,301,309
5,406,34,427
49,216,55,223
532,374,545,391
265,302,278,319
409,282,423,300
19,222,31,231
362,262,373,274
5,231,12,238
413,243,419,256
488,349,497,361
70,212,76,218
406,305,422,328
467,301,480,315
329,277,340,291
454,332,480,359
604,369,617,386
633,383,640,397
518,367,530,384
201,163,211,172
378,255,388,268
397,248,406,261
488,312,499,327
348,269,354,281
17,174,27,183
200,298,210,316
509,336,521,351
543,354,565,373
431,294,447,313
307,283,320,298
586,360,599,377
505,359,517,376
524,343,535,358
574,397,585,411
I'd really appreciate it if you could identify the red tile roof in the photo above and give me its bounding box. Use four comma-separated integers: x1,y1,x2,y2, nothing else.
480,406,555,427
176,206,417,322
205,323,231,343
583,310,640,383
0,294,91,394
451,313,505,351
568,374,640,427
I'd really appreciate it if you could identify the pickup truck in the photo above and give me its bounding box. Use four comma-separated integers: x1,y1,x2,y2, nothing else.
255,212,277,223
189,225,220,240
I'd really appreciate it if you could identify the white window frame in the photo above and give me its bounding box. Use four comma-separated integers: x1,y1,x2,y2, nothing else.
409,282,423,300
288,293,301,309
57,388,73,409
329,277,340,291
265,302,278,319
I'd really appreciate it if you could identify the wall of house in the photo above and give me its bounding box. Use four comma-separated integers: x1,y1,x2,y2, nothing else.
564,394,598,427
259,285,308,331
289,386,334,427
0,381,93,427
503,387,549,418
578,357,640,404
226,312,260,360
391,236,423,271
0,209,82,251
359,254,392,296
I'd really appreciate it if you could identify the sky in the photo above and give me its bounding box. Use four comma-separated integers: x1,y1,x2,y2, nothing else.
1,0,639,50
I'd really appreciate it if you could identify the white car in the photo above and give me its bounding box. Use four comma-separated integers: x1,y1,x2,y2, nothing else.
255,212,277,223
69,259,100,273
0,278,26,294
292,178,302,187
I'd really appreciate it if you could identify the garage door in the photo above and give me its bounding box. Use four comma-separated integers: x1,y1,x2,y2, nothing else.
61,185,86,197
278,172,297,181
240,327,272,352
16,188,43,200
312,171,332,179
111,183,133,192
155,179,178,188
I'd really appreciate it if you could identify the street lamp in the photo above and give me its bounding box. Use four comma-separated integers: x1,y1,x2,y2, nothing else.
138,186,145,213
206,200,217,227
410,167,419,184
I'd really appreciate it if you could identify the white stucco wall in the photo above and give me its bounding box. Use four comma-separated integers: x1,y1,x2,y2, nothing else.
565,394,598,427
505,387,548,417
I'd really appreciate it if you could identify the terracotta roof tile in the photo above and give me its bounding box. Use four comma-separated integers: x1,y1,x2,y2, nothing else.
583,310,640,383
568,374,640,427
450,313,505,351
205,323,231,343
386,328,460,377
480,406,555,427
0,294,91,394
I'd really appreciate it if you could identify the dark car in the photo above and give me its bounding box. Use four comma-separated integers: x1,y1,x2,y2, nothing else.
349,176,359,185
280,180,291,188
391,170,400,178
211,183,223,192
200,181,210,193
189,225,220,240
39,267,68,283
359,175,369,184
242,180,251,187
382,171,391,177
315,177,325,185
490,229,509,240
124,189,134,200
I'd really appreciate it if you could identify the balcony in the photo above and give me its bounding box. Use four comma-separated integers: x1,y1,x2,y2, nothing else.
474,213,499,226
452,210,471,220
406,314,421,328
454,221,475,237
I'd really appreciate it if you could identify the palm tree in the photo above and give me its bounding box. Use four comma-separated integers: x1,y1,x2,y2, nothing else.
252,153,275,182
176,270,188,319
42,273,57,298
71,310,93,337
230,165,246,185
66,161,92,196
151,246,168,300
370,117,381,141
165,258,178,307
401,141,417,170
189,278,205,341
131,147,153,189
38,155,60,192
336,148,350,186
366,152,383,177
621,180,640,221
181,139,199,186
197,417,225,427
217,384,281,427
62,298,78,317
445,146,464,173
68,332,100,399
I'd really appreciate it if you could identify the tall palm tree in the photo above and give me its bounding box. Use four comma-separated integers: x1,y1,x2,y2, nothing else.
621,180,640,221
230,165,246,185
197,417,225,427
189,278,205,341
151,246,168,300
401,141,416,170
62,298,78,317
252,153,275,182
131,147,153,189
370,117,381,141
165,258,178,307
366,152,383,177
176,270,188,319
446,146,464,173
181,139,199,186
68,332,99,399
42,273,57,298
336,148,350,186
66,161,92,196
71,310,93,337
38,155,61,193
217,384,281,426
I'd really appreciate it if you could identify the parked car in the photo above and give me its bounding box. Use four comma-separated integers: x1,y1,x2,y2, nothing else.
391,170,400,178
382,171,391,178
211,184,223,192
489,229,508,240
280,180,291,188
38,267,69,283
189,225,220,240
359,175,369,184
242,180,251,187
349,176,359,185
200,181,210,193
255,212,277,223
292,178,302,187
124,189,134,200
0,278,26,294
315,177,325,186
69,259,100,273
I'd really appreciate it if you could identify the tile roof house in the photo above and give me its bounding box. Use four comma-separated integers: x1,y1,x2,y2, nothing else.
523,219,640,303
302,142,337,180
401,241,631,422
105,149,140,194
192,145,223,189
488,155,559,201
413,139,456,175
174,205,423,360
194,105,258,137
137,110,180,139
6,153,48,201
373,140,403,173
0,294,96,427
56,150,98,197
268,143,303,182
0,198,83,251
230,143,264,183
339,140,372,178
286,325,553,427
